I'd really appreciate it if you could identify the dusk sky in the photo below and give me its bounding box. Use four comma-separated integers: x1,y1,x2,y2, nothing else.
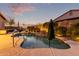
0,3,79,25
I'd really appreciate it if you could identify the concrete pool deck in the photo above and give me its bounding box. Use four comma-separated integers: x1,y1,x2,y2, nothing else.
0,34,79,56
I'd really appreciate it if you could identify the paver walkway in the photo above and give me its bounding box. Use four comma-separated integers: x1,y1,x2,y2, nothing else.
0,35,79,56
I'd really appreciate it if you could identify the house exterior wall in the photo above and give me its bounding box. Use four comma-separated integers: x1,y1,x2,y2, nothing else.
69,19,79,25
57,20,70,28
55,10,79,39
57,19,79,28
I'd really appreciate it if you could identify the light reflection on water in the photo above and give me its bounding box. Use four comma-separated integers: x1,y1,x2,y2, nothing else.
20,35,49,48
20,35,71,49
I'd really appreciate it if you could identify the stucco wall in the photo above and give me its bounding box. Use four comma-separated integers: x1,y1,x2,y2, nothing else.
57,19,79,28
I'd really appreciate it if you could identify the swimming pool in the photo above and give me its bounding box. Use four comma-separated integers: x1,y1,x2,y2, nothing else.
20,35,70,49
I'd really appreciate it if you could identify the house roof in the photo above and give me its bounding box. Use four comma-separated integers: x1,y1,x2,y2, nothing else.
0,11,8,22
54,9,79,22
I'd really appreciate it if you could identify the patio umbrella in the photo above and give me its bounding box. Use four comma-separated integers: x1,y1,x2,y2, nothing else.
48,19,70,49
48,19,55,47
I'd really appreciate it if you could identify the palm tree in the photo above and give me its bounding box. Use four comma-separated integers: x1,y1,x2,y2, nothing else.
17,21,20,28
9,18,15,25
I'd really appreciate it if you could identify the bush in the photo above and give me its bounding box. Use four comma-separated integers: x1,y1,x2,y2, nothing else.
55,27,67,37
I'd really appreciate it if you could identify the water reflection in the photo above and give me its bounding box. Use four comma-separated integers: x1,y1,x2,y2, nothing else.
20,35,70,49
21,35,49,48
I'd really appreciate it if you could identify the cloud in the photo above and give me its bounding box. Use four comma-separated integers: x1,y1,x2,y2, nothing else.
9,3,35,15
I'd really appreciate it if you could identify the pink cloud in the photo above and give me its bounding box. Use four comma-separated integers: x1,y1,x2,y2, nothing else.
9,4,35,15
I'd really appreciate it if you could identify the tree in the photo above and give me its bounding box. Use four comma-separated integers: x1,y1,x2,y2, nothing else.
58,27,67,36
17,21,20,28
9,19,15,25
48,19,55,47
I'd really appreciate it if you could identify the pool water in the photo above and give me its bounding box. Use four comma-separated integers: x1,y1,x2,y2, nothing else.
21,35,49,48
20,35,70,49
